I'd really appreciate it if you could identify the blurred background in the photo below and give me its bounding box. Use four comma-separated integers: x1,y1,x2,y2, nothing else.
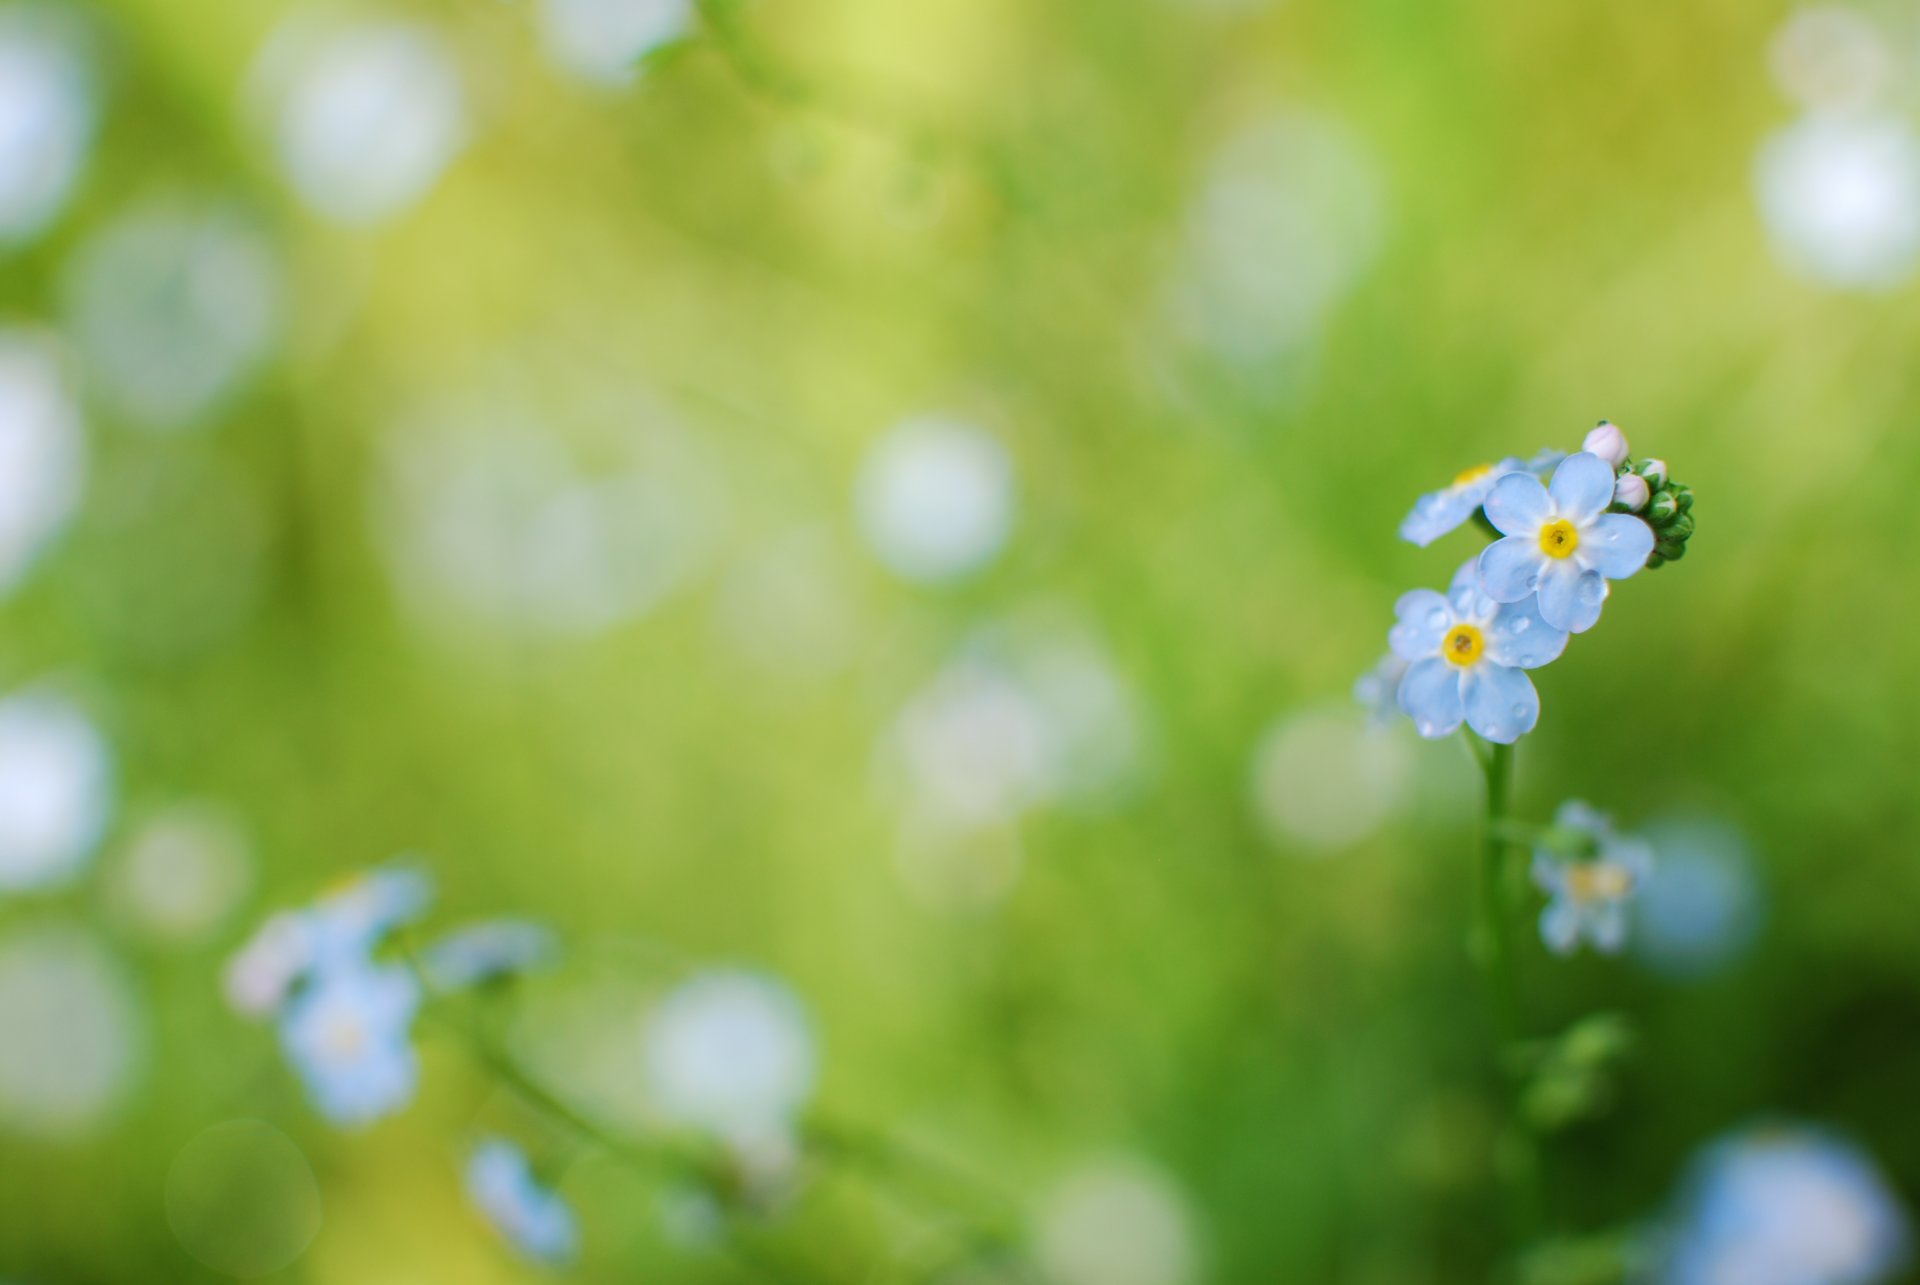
2,0,1919,1280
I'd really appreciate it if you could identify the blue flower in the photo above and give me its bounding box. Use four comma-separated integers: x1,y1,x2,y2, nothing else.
1389,558,1568,743
1352,652,1409,729
1476,451,1655,634
1397,456,1528,547
305,863,433,965
423,919,556,990
1530,800,1653,955
278,960,421,1126
1662,1125,1909,1285
466,1138,580,1266
226,863,434,1019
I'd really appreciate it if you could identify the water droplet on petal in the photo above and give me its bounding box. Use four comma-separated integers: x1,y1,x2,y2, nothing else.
1511,617,1530,634
1425,608,1448,629
1512,703,1528,719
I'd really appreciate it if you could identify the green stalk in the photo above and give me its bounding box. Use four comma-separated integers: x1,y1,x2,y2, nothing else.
1473,737,1543,1254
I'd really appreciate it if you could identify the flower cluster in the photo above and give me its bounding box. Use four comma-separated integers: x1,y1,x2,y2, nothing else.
1530,801,1654,956
224,864,432,1126
1376,420,1693,744
225,861,841,1271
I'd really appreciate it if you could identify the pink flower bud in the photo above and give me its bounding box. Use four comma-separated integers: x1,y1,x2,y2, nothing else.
1582,421,1630,468
1613,472,1650,512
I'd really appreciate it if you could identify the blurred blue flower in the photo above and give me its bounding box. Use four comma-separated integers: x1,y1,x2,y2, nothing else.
1477,451,1655,633
1352,652,1408,728
466,1137,579,1266
1661,1125,1909,1285
1389,558,1568,743
1531,800,1653,955
1398,456,1526,547
1632,812,1765,980
277,960,420,1126
423,919,555,990
305,863,433,966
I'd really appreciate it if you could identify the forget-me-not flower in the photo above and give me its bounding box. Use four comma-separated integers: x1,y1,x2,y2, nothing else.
1390,558,1568,743
423,919,556,990
466,1137,580,1266
1398,456,1527,547
305,863,432,963
1477,451,1655,634
1662,1125,1910,1285
1531,800,1653,955
278,959,421,1126
1352,652,1409,729
225,863,433,1019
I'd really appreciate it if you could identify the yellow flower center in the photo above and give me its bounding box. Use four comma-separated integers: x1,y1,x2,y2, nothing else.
1539,518,1579,559
1566,862,1633,903
1442,623,1484,667
1452,463,1493,488
322,1012,367,1061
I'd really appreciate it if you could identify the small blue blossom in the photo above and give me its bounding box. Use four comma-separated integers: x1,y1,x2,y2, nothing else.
1662,1125,1910,1285
1531,800,1653,955
466,1138,580,1266
1477,451,1656,634
1397,456,1528,547
1352,652,1408,729
1389,558,1568,743
305,862,433,964
278,959,421,1126
226,862,434,1018
423,919,556,991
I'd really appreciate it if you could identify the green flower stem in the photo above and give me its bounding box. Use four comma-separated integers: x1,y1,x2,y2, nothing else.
416,994,1030,1282
1477,739,1521,1039
1472,736,1544,1252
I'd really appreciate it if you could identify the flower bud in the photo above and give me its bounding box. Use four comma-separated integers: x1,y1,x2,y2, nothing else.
1663,512,1695,541
1655,538,1687,562
1646,490,1680,524
1582,421,1630,469
1671,484,1693,513
1636,457,1669,489
1612,473,1650,512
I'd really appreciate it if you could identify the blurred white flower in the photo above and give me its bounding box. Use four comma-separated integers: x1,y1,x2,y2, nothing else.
1631,812,1764,981
61,201,281,430
376,400,723,638
1661,1125,1909,1285
0,4,95,246
885,616,1145,906
1250,706,1411,855
1037,1159,1199,1285
644,969,816,1147
261,19,466,225
0,923,140,1139
855,416,1015,584
1770,7,1894,116
0,687,112,893
894,658,1056,829
537,0,692,88
1169,110,1386,364
889,614,1144,826
1755,113,1920,290
110,803,250,944
0,330,83,593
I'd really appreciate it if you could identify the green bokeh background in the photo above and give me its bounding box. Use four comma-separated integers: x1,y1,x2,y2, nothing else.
3,0,1919,1280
